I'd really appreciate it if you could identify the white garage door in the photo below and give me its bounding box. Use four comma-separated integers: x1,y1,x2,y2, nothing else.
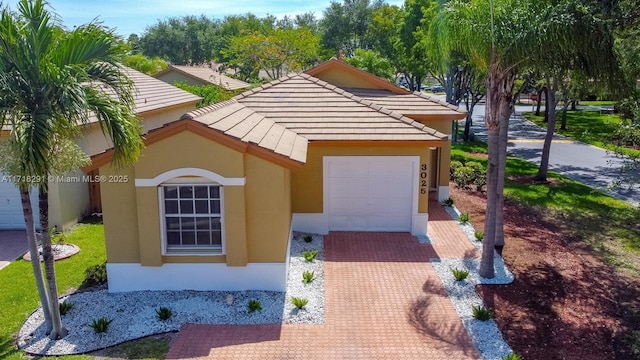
0,172,40,229
326,156,415,231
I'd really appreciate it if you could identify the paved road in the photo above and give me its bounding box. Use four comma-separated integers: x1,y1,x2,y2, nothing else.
459,103,640,206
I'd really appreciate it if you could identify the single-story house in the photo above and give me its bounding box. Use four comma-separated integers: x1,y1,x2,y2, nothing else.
84,59,466,292
153,65,251,91
0,68,201,230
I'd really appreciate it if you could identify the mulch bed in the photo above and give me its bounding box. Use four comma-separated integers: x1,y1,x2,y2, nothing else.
449,184,640,360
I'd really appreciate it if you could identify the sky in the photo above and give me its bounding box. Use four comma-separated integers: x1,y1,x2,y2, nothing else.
42,0,404,38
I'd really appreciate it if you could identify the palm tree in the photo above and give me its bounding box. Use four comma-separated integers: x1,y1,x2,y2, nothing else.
436,0,569,277
0,0,143,339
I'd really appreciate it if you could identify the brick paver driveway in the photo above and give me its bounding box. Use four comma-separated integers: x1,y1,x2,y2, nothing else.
168,204,480,360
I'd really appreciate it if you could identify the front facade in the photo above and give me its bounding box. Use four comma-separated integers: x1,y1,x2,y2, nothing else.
90,59,466,292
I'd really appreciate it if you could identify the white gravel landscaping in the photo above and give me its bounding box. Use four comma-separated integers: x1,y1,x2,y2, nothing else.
433,204,517,360
17,232,324,356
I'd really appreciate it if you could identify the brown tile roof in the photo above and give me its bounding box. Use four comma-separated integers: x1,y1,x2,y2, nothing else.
155,65,251,91
232,74,448,141
181,100,308,163
125,67,202,115
341,87,466,118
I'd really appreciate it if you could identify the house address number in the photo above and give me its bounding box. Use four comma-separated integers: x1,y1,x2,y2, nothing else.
420,163,428,194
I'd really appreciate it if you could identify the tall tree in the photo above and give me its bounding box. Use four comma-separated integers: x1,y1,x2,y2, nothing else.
222,28,322,81
0,0,143,338
437,0,561,277
320,0,384,56
534,0,622,182
140,15,219,64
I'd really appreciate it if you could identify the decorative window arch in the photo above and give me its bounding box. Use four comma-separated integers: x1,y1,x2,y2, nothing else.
137,168,240,255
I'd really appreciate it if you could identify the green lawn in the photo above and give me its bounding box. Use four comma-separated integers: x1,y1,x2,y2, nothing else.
0,224,106,360
523,110,640,157
579,100,617,107
452,141,640,272
0,223,173,360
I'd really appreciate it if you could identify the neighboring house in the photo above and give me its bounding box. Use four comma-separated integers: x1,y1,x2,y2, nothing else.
154,65,251,91
0,68,201,230
85,59,466,292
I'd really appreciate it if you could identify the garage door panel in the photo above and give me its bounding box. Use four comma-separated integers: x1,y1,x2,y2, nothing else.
326,157,414,232
388,198,411,213
329,178,349,196
0,173,40,229
348,179,369,197
348,161,369,177
369,179,388,194
349,197,369,212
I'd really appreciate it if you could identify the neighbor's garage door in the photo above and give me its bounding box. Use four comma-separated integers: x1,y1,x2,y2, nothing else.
326,156,415,231
0,171,39,229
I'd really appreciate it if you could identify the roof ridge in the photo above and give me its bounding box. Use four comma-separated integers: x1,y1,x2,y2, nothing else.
180,99,239,120
233,73,298,100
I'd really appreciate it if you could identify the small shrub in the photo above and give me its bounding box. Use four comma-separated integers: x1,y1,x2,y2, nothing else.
302,270,316,284
156,306,173,321
89,317,113,333
291,297,309,309
59,301,74,315
441,197,455,206
248,299,262,312
450,160,464,176
303,250,319,262
84,262,107,287
303,234,313,243
459,212,470,223
472,305,495,321
451,268,469,281
474,231,484,242
502,354,522,360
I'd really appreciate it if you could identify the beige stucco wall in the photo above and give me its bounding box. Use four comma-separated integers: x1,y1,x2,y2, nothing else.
101,165,140,263
413,118,453,187
291,143,431,214
78,104,195,157
47,169,90,231
156,72,207,87
311,67,387,89
244,154,291,263
103,129,292,267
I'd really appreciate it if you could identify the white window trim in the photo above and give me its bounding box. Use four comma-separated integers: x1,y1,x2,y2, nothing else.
136,168,245,187
159,181,226,256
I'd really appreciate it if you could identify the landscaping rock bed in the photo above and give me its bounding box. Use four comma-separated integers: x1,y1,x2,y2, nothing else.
17,232,324,355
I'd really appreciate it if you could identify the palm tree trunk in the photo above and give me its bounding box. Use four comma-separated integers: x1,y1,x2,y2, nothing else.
20,188,53,334
480,70,501,279
535,76,558,182
38,186,67,339
493,73,515,249
481,127,499,278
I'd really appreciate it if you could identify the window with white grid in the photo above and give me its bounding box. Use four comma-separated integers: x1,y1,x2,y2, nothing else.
161,184,223,254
